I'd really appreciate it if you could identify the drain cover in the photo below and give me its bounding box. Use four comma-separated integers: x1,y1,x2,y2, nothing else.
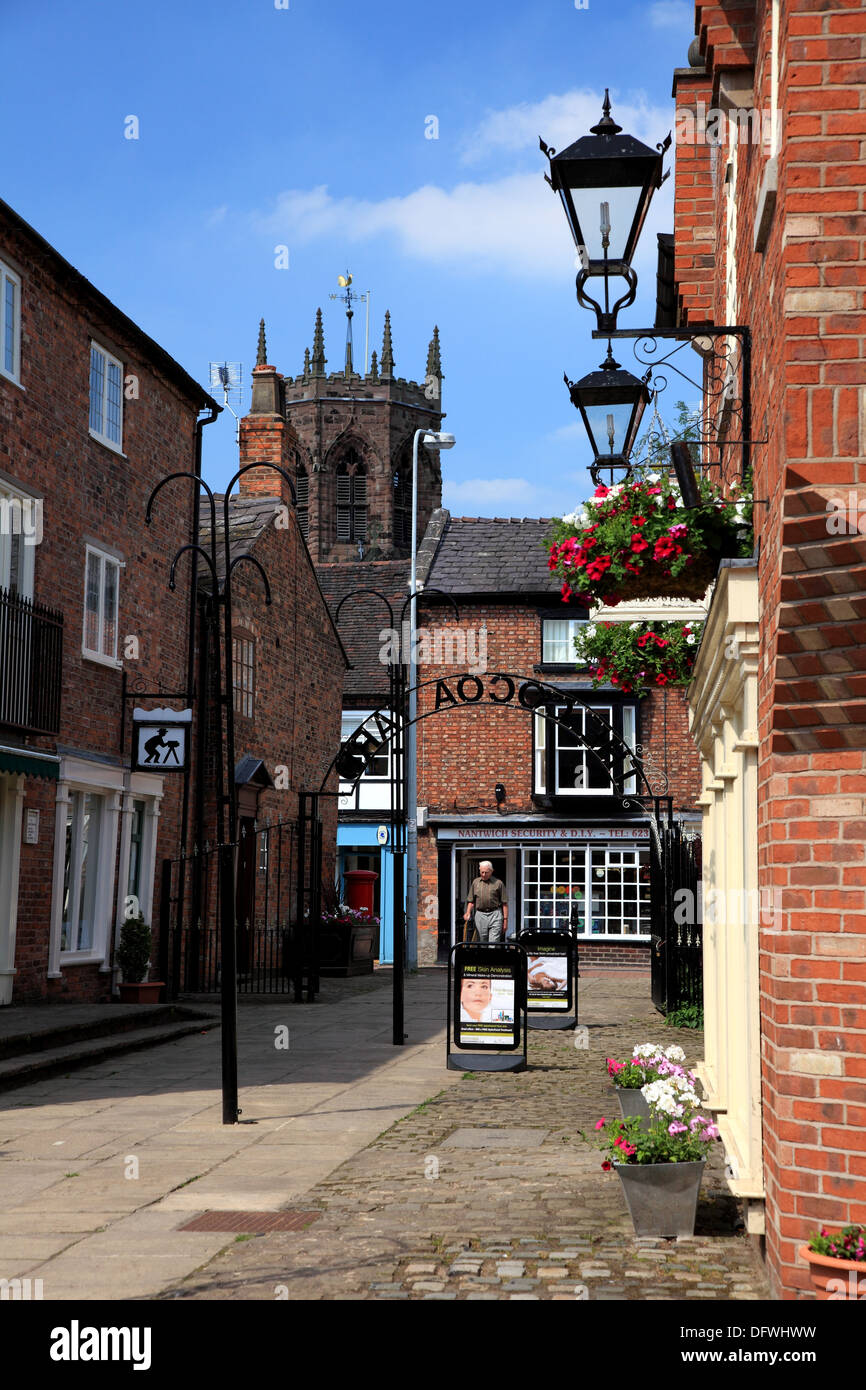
179,1210,322,1233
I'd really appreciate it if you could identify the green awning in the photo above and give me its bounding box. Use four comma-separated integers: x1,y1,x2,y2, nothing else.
0,748,60,780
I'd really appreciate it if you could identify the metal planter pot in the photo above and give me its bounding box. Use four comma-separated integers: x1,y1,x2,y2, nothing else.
614,1160,705,1238
615,1086,651,1122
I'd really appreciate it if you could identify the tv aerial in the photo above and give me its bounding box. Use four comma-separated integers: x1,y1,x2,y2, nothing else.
208,361,244,442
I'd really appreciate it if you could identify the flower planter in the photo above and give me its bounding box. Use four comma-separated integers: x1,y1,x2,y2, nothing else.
615,1085,651,1129
117,981,164,1004
614,1159,705,1238
603,553,719,605
317,920,375,977
799,1246,866,1300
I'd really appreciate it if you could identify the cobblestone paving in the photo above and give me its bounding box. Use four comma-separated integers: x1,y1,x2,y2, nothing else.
160,973,770,1301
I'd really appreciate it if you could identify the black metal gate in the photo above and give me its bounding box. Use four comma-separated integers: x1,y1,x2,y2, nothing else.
159,811,323,997
650,821,703,1013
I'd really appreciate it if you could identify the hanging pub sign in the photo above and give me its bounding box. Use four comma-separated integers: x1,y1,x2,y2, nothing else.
519,930,574,1014
132,707,192,772
447,942,527,1072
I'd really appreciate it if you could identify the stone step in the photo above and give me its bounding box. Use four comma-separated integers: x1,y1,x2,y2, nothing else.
0,1003,214,1061
0,1010,220,1092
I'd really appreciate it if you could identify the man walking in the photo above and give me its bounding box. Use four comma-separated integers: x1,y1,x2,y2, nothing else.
464,861,508,944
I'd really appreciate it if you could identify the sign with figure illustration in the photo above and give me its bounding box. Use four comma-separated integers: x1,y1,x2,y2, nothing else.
453,945,523,1049
519,929,574,1013
132,707,192,772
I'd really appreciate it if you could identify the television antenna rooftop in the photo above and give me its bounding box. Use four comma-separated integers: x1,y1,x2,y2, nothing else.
208,361,244,442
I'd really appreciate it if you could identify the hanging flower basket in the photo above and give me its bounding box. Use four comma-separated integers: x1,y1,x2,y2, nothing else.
547,473,752,607
575,620,704,696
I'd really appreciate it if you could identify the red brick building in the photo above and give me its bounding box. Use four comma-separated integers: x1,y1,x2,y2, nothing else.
0,197,215,1004
412,514,703,966
673,0,866,1297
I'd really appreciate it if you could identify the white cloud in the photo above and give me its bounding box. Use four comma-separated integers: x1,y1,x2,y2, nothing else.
460,88,673,165
252,177,570,280
249,88,674,283
649,1,692,29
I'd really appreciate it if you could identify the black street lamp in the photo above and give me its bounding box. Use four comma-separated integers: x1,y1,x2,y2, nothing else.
565,343,652,486
541,90,670,334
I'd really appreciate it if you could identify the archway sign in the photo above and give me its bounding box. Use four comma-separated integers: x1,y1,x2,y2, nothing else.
447,941,528,1073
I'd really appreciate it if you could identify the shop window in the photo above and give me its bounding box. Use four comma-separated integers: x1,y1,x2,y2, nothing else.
522,846,650,938
61,791,104,953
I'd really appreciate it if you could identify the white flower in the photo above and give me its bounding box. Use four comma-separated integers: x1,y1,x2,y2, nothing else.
632,1042,663,1060
647,473,661,484
585,625,597,639
629,622,641,631
664,1045,686,1063
686,634,696,645
609,483,624,496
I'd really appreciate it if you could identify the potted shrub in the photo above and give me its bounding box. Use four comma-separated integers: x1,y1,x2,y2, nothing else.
547,473,752,607
116,913,164,1003
607,1043,698,1124
587,1084,720,1238
800,1225,866,1300
574,620,703,696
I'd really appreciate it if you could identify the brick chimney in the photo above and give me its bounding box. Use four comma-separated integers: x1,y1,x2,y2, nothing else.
238,319,295,503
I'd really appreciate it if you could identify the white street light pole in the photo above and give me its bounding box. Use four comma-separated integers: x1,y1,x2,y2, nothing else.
407,429,455,969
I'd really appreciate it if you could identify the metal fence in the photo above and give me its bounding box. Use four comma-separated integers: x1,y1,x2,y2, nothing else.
650,822,703,1014
163,818,302,995
0,586,63,735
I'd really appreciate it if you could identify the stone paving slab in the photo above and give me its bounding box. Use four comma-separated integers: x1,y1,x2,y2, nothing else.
157,974,771,1302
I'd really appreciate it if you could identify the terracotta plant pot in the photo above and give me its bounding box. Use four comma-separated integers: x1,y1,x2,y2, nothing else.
799,1245,866,1300
614,1159,705,1238
117,981,164,1004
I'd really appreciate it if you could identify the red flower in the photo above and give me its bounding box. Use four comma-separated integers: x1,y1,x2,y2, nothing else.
594,485,610,500
601,1160,612,1171
624,562,641,574
610,674,618,684
654,636,670,648
636,635,649,649
585,556,612,581
656,673,669,685
631,515,646,527
561,581,573,602
653,536,682,561
630,534,649,553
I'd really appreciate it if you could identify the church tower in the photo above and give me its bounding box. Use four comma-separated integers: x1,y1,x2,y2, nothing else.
238,308,445,564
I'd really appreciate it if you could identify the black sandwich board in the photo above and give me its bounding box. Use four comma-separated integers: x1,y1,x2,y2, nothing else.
518,925,579,1031
447,940,527,1072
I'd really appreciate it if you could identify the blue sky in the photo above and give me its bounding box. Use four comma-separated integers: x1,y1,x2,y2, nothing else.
4,0,697,517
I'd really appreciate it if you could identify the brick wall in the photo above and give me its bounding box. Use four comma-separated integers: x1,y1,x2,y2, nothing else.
0,204,203,1002
678,0,866,1298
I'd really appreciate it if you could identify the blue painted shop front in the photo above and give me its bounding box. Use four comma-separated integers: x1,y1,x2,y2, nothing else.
337,824,413,967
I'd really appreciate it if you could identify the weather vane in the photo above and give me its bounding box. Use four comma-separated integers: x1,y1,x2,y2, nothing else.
329,271,371,375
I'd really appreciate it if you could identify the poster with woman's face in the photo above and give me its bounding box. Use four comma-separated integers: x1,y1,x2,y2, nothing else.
457,964,518,1047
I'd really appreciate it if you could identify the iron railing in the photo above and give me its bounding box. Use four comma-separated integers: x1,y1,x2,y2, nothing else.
0,587,63,735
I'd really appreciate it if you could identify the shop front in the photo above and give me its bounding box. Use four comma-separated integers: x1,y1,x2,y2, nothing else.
433,819,655,968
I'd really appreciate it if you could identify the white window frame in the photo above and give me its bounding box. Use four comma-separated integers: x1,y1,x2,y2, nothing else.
0,479,37,601
338,708,393,812
521,844,651,941
82,543,122,667
0,260,22,387
542,617,587,665
89,340,124,452
554,704,614,796
114,773,163,944
49,758,124,972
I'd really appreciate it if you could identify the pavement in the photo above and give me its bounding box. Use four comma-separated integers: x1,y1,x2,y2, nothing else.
0,968,770,1302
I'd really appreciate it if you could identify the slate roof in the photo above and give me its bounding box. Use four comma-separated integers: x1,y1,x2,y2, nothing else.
426,514,562,598
198,495,282,588
316,559,410,704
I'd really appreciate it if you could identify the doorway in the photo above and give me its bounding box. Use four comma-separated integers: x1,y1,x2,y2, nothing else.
454,848,517,946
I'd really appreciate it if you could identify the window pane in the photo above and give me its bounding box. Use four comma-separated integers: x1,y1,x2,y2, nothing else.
84,551,101,652
127,800,146,901
89,347,105,434
4,275,17,376
106,359,123,444
102,560,118,657
61,799,75,952
76,794,101,951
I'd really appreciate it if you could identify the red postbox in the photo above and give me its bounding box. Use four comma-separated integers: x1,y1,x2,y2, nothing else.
343,869,378,917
